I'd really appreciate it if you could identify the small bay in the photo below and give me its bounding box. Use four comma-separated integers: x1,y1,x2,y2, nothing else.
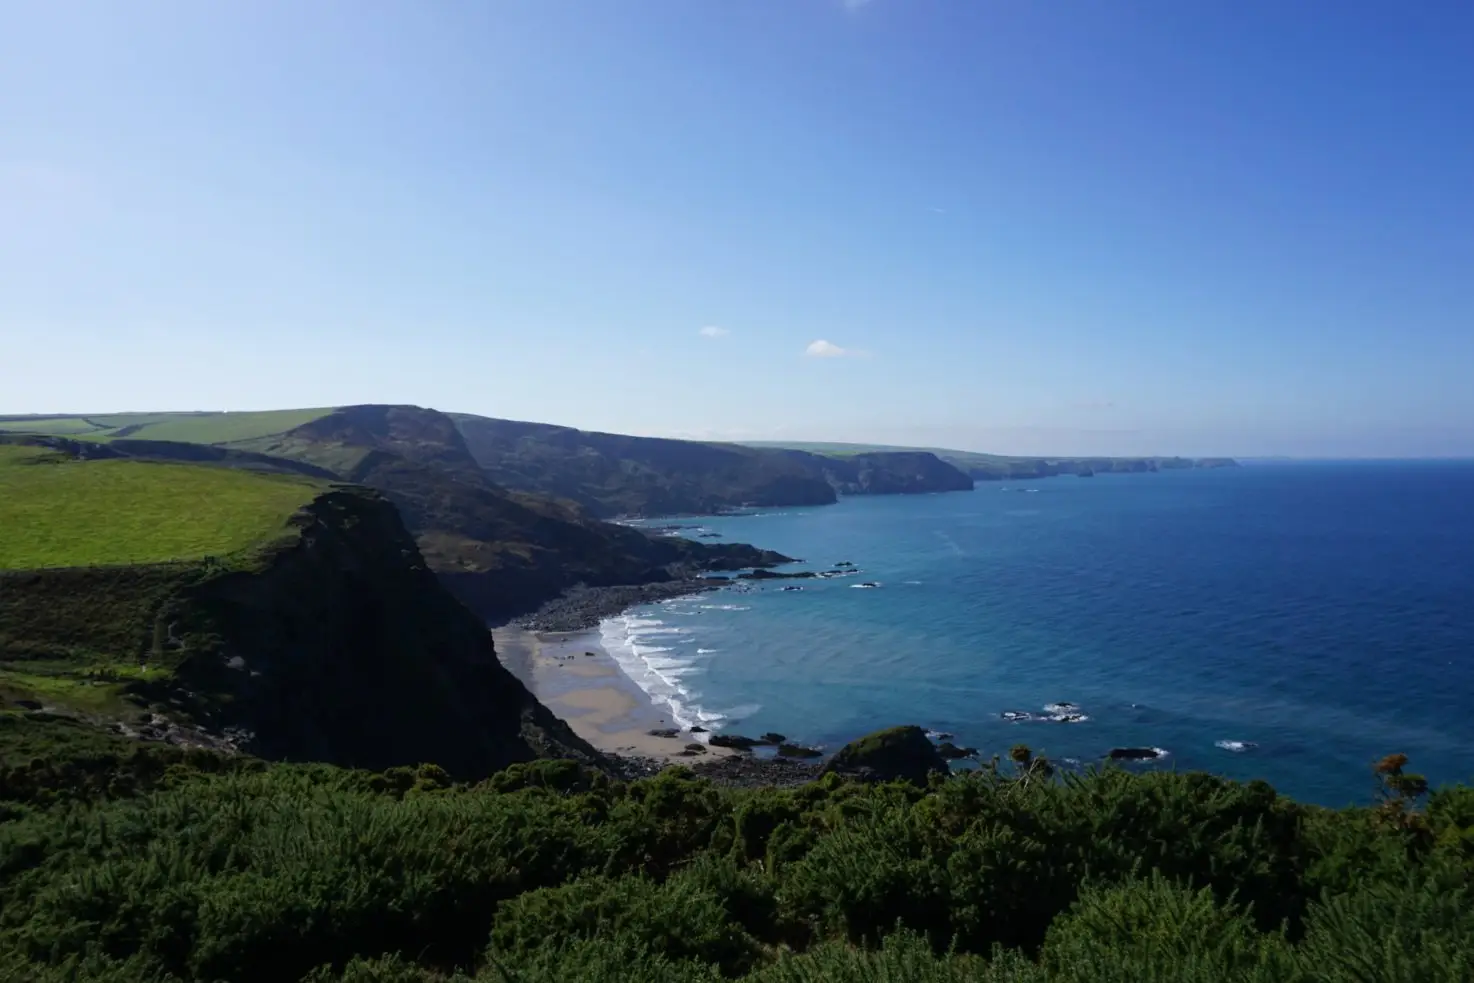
604,462,1474,806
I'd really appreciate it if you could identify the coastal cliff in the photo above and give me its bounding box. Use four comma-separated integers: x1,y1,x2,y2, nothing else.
0,438,600,776
452,413,973,516
236,406,792,619
823,451,975,495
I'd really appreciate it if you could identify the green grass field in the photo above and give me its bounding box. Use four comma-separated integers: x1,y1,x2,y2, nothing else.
0,416,105,436
103,408,335,443
0,408,334,445
0,444,322,569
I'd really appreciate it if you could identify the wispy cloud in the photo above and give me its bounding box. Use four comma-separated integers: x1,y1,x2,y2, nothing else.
698,325,729,338
805,339,870,359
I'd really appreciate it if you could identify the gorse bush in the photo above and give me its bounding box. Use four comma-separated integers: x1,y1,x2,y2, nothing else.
2,737,1472,983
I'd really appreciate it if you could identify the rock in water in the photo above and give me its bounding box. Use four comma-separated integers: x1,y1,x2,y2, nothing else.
1108,747,1167,761
935,741,978,760
822,725,948,784
777,743,823,759
759,732,788,745
709,734,761,750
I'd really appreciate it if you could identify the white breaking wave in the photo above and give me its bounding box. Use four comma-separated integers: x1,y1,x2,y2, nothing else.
599,614,726,730
1215,740,1258,753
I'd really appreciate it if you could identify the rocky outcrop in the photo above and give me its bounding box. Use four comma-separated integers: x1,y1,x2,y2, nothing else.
1108,747,1168,762
822,725,949,784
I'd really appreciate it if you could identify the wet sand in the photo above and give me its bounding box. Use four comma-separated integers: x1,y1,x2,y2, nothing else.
492,626,739,764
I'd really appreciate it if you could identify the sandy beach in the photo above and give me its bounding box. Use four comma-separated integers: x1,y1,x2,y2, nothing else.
492,625,739,764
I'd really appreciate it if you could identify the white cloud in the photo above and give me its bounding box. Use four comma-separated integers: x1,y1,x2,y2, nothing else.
698,325,729,338
804,339,870,359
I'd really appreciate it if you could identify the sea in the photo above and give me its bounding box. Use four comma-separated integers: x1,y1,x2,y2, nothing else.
600,462,1474,807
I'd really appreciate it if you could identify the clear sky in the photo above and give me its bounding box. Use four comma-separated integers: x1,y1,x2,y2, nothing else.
3,1,1471,457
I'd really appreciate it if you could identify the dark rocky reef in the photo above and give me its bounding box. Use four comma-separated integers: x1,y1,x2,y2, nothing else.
822,725,949,784
1108,747,1169,762
508,582,724,633
737,568,817,581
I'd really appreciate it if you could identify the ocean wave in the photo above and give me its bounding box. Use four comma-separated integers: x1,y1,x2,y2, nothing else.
699,604,751,611
696,648,719,654
1215,740,1258,753
626,617,692,636
1042,702,1080,715
599,618,716,730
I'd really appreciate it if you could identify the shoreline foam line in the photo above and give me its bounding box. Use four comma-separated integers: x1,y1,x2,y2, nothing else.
599,612,727,734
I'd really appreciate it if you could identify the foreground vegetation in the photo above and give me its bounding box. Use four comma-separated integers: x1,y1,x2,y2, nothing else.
0,441,320,569
1,718,1468,983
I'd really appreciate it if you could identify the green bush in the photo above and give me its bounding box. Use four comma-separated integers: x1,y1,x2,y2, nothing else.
3,747,1472,982
1296,877,1474,982
1040,874,1300,982
489,869,759,976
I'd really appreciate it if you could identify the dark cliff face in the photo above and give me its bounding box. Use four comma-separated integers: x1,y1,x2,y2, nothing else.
452,414,975,516
823,452,975,495
452,415,838,517
153,489,602,776
237,406,791,620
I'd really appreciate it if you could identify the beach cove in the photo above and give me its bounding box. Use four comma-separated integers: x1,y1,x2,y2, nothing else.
508,463,1474,807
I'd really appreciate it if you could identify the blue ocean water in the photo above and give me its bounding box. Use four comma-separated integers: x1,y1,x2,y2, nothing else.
602,463,1474,806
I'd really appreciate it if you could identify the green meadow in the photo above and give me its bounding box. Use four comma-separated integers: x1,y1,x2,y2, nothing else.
0,443,321,569
0,407,334,446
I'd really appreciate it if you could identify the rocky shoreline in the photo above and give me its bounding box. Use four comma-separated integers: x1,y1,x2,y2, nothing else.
504,580,723,632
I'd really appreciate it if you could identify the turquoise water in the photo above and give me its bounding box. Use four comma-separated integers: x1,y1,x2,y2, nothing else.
603,463,1474,806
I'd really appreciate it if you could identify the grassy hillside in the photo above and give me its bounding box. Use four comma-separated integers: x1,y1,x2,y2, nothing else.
0,437,598,775
0,408,335,444
1,734,1468,982
0,441,320,569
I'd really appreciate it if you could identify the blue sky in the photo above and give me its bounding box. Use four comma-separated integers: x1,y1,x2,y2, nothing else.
3,1,1471,457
